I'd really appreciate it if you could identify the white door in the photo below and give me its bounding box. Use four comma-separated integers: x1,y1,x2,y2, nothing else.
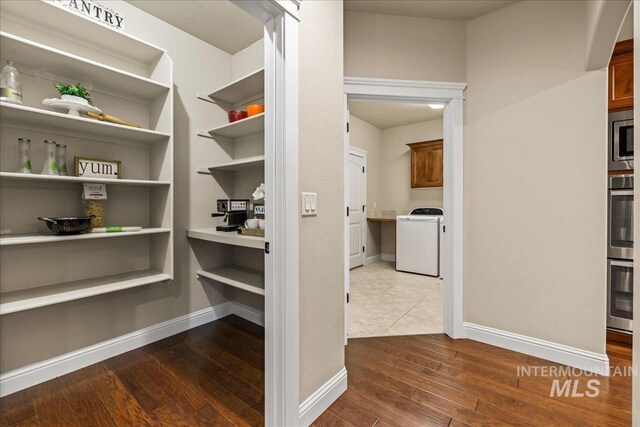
348,152,366,269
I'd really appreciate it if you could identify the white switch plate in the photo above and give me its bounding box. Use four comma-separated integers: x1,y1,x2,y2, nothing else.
301,192,317,216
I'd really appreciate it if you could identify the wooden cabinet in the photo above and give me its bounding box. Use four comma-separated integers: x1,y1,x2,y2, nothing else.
407,139,443,188
609,39,633,111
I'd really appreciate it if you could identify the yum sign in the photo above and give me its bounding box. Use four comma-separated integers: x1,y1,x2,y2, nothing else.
46,0,125,31
75,157,121,179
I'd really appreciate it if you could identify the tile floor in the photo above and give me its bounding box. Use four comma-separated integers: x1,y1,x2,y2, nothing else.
348,261,443,338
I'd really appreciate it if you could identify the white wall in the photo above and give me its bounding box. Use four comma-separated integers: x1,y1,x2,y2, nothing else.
299,0,345,403
0,0,259,374
344,11,466,82
464,1,607,354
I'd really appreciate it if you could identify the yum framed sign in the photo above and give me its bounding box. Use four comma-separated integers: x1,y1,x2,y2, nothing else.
75,157,121,179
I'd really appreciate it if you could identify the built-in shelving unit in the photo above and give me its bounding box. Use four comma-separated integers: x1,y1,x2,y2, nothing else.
0,103,170,145
187,228,264,250
0,3,173,315
0,172,170,187
197,155,265,174
196,266,265,296
0,228,170,247
207,68,265,107
202,113,264,139
0,269,171,315
0,32,170,99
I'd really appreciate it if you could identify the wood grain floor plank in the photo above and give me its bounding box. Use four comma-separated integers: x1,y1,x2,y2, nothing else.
61,378,116,427
322,391,379,427
92,371,154,427
311,410,357,427
160,356,262,426
220,315,265,341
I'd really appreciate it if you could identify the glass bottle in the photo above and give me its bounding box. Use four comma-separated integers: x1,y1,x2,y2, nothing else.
55,144,68,176
0,61,23,105
16,138,32,174
41,140,59,175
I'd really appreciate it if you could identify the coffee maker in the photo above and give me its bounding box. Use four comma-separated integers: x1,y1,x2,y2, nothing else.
211,199,250,232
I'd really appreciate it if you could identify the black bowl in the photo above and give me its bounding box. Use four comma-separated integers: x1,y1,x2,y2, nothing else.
38,216,94,235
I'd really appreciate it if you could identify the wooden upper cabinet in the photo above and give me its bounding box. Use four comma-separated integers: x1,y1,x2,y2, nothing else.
608,39,633,111
407,139,443,188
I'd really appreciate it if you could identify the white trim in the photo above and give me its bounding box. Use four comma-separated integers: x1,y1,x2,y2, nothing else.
0,302,234,397
264,11,301,427
365,254,381,265
463,322,610,376
381,253,396,262
344,76,466,340
232,301,265,327
298,367,348,427
349,145,368,158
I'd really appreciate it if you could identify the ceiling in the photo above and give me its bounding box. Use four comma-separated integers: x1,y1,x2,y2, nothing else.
349,101,443,130
127,1,263,54
344,0,517,21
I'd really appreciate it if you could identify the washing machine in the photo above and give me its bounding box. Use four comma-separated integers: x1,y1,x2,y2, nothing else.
396,207,443,276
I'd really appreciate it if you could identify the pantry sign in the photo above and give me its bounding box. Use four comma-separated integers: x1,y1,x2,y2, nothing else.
45,0,125,31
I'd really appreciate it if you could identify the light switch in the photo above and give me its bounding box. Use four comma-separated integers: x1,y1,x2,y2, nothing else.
301,192,317,216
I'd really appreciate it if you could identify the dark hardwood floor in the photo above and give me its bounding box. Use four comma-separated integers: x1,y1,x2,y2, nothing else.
314,336,633,427
0,315,265,427
0,316,633,427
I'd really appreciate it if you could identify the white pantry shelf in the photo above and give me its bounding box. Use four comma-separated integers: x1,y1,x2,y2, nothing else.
204,113,264,139
197,155,265,174
1,32,170,99
207,68,264,106
0,228,170,247
197,266,265,296
0,103,170,144
187,228,264,250
1,1,166,65
0,172,170,187
0,269,171,315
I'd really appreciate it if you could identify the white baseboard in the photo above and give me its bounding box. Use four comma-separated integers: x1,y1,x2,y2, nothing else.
463,322,610,376
299,367,347,426
365,254,381,265
381,253,395,262
231,301,265,327
0,301,265,397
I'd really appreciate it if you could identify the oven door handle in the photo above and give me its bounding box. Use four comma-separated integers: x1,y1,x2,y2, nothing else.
610,259,633,268
610,189,634,196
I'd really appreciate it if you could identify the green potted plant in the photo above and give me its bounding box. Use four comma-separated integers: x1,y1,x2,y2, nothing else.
54,82,92,106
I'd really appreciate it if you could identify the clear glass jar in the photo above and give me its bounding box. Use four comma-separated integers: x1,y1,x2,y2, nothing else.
55,144,68,176
0,61,23,105
16,138,33,174
41,140,59,175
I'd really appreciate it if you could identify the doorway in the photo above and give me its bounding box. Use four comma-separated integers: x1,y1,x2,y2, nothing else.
343,77,466,343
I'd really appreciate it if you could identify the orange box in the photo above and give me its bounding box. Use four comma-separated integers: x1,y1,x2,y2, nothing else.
247,104,264,117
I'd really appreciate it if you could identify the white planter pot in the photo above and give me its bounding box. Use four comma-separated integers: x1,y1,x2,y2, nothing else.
61,94,89,106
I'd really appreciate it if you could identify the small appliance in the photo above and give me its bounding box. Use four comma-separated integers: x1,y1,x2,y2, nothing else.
396,207,443,276
211,199,250,232
608,110,634,171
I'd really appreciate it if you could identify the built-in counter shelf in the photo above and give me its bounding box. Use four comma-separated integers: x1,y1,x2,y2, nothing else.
0,32,170,100
0,103,170,145
0,172,171,187
197,155,265,174
0,269,171,315
206,68,265,107
367,217,397,223
197,266,265,296
200,113,265,139
0,228,170,247
187,228,264,250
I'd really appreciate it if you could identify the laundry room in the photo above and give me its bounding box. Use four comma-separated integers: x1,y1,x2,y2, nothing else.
346,99,446,338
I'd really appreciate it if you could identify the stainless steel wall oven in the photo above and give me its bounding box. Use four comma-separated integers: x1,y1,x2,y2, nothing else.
607,175,633,332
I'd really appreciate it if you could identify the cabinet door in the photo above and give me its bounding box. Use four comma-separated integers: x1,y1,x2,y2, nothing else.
408,140,443,188
609,40,633,111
